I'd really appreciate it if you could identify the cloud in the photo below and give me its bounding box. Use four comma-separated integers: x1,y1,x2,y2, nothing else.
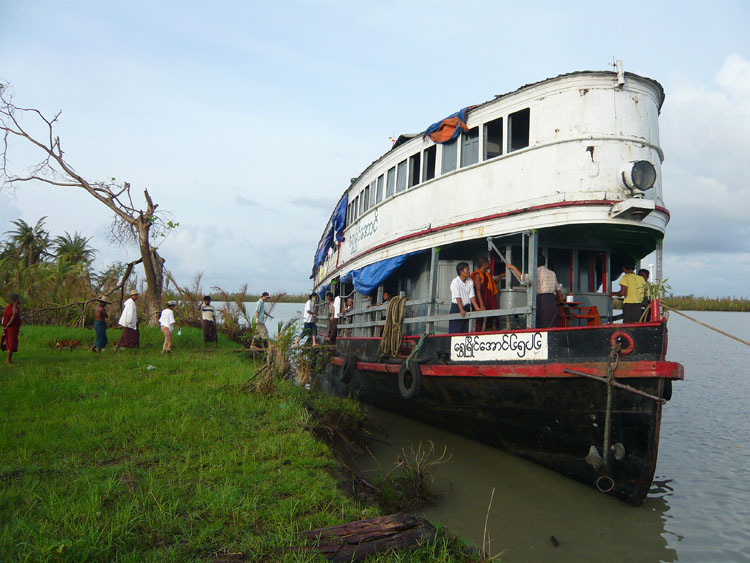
234,194,259,207
288,196,335,210
661,54,750,259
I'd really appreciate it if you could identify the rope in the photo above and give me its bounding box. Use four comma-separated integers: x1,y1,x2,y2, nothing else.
405,330,431,370
662,303,750,347
377,296,406,358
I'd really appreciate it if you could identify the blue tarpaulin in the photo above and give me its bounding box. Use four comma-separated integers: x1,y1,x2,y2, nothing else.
344,250,426,295
313,195,348,271
314,226,334,268
332,195,348,243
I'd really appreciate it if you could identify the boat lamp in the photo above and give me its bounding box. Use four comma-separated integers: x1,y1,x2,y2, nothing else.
618,160,656,197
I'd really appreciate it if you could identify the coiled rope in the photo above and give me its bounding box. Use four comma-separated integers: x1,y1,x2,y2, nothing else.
377,296,406,358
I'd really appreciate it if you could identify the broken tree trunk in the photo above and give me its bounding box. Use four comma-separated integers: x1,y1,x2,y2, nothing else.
291,512,437,562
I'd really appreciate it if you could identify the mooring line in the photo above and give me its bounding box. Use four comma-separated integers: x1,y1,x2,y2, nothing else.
661,304,750,347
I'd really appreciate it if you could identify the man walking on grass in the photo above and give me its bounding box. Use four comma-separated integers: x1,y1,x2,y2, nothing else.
255,292,273,341
114,289,140,351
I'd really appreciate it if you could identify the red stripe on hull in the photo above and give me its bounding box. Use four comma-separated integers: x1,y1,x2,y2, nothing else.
331,357,683,380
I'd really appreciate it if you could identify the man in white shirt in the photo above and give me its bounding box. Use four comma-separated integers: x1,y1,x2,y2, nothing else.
449,262,481,334
159,300,178,353
114,289,140,351
297,293,317,347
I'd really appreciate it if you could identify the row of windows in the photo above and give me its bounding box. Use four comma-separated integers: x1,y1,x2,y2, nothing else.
346,107,531,226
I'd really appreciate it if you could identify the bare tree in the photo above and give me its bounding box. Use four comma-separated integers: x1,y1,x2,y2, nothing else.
0,81,174,324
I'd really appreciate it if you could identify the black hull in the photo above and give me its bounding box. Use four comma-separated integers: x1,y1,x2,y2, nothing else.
322,322,682,505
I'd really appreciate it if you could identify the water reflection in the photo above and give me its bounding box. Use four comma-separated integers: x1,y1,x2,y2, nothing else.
347,311,750,561
358,406,678,562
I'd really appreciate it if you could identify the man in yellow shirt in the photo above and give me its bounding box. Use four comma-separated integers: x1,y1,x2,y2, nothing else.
611,264,647,323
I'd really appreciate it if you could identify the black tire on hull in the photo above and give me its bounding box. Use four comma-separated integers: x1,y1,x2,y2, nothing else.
340,353,357,383
398,362,421,399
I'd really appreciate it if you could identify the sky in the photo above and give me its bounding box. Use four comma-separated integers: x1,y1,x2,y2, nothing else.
1,0,749,297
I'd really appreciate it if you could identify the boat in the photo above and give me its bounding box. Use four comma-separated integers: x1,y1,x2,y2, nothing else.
310,62,684,506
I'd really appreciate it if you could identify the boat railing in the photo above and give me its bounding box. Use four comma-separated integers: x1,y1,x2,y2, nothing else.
332,295,532,337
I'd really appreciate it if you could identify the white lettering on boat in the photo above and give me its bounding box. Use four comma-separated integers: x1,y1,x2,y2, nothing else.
349,209,379,254
450,332,548,361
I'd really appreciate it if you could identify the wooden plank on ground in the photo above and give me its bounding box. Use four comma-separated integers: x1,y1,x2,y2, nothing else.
289,513,437,562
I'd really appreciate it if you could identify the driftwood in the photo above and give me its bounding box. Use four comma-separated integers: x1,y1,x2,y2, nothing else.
290,512,437,562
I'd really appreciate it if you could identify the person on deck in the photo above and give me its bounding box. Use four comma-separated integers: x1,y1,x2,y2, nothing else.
255,292,273,340
639,268,652,321
1,294,22,365
612,264,647,323
298,293,317,347
326,292,340,344
91,296,110,352
159,301,178,353
449,262,481,334
471,257,501,331
200,296,218,347
114,290,140,351
507,256,562,328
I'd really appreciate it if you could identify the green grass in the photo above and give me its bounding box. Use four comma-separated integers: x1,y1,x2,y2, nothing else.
0,326,478,561
662,295,750,312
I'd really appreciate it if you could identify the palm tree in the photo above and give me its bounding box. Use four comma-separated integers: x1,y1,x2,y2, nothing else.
53,231,97,265
3,217,50,267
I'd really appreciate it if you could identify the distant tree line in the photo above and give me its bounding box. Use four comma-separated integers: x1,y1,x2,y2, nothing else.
0,217,135,325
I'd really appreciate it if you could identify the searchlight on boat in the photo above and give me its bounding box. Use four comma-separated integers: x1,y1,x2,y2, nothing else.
618,160,657,197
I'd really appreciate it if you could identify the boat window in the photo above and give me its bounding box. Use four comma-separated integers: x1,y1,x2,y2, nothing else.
484,117,503,160
352,196,358,220
370,180,377,207
508,108,530,152
441,138,457,174
578,250,607,292
386,167,395,198
423,145,436,181
362,187,369,212
396,159,407,193
461,126,479,167
376,175,384,203
346,203,351,225
408,153,421,188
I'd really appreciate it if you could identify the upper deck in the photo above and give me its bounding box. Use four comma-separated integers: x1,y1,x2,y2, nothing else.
313,70,667,289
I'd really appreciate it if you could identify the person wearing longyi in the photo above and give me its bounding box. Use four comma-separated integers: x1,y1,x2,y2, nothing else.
114,289,140,351
449,262,480,334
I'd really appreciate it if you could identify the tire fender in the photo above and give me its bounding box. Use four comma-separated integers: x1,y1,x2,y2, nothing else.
340,353,357,384
398,361,421,400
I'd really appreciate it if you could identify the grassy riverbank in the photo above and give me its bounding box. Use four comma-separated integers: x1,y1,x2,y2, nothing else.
0,326,474,561
662,295,750,312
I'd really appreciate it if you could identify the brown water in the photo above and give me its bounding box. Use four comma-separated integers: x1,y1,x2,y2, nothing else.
353,312,750,562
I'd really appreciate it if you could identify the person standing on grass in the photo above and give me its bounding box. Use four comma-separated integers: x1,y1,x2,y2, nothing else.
255,292,273,340
1,294,22,365
114,289,139,351
91,296,110,353
159,301,178,354
200,296,218,347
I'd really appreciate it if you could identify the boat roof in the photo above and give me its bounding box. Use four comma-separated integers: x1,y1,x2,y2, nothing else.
316,69,665,251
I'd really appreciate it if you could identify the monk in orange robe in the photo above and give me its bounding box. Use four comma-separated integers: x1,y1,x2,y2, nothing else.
471,258,500,331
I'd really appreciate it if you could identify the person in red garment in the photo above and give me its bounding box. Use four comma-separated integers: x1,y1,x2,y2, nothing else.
1,294,22,364
471,257,501,331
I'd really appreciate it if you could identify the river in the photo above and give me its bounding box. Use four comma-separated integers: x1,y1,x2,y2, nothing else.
347,312,750,562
